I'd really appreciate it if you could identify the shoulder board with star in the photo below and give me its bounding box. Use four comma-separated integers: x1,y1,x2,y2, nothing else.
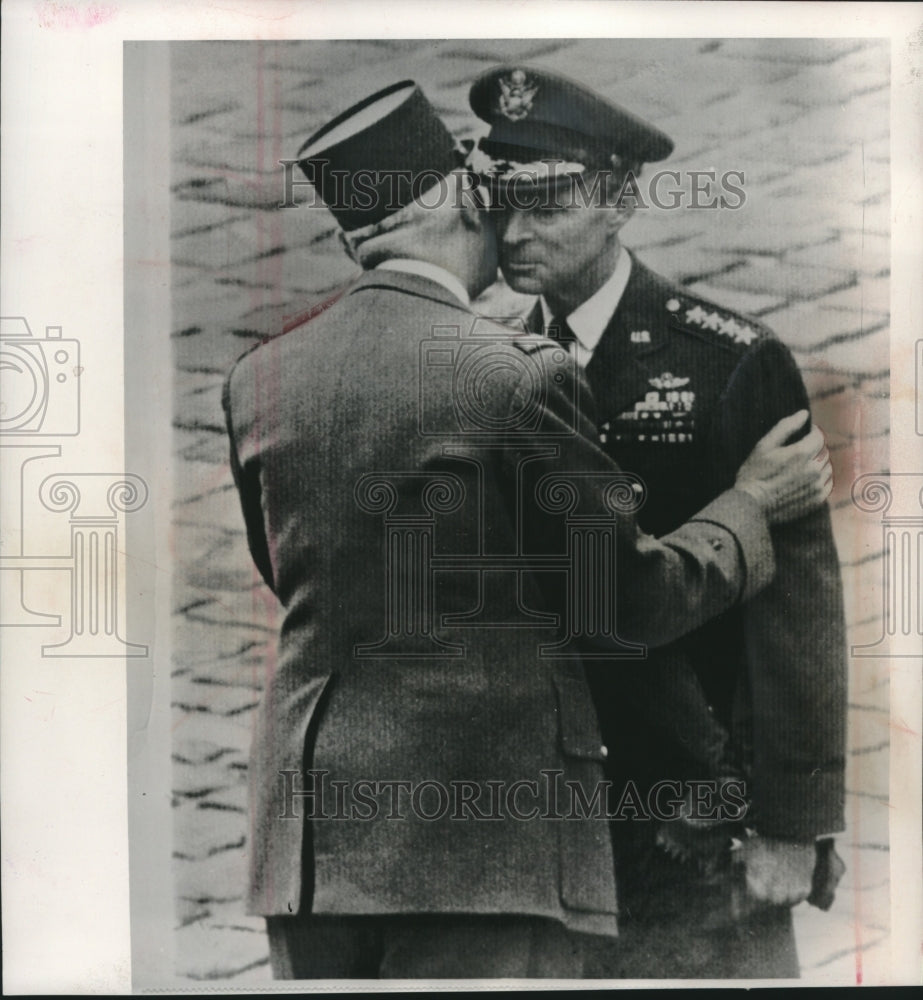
661,291,771,352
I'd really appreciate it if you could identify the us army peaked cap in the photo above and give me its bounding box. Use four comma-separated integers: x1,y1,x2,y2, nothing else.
469,65,674,169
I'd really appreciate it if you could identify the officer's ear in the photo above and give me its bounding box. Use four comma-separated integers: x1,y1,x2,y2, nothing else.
607,201,635,234
454,170,491,232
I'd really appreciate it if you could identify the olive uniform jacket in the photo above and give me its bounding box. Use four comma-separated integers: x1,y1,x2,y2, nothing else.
222,267,778,937
527,254,848,844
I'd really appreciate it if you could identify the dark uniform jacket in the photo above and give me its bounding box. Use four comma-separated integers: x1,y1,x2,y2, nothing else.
222,267,779,936
525,253,847,844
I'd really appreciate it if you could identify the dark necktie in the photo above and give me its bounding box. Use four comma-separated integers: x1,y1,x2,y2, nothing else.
546,314,577,346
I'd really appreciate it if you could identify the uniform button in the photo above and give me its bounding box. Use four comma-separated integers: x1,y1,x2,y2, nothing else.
600,745,609,759
666,298,681,312
710,538,723,551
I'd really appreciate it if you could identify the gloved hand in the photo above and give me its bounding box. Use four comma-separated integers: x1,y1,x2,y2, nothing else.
807,837,847,911
735,834,816,906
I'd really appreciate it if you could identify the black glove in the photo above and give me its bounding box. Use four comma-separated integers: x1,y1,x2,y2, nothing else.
808,836,846,911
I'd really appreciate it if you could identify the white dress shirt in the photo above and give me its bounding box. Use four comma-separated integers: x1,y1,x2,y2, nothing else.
539,249,633,367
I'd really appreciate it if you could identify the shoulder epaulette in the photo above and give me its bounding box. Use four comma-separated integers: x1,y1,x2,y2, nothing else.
661,291,770,349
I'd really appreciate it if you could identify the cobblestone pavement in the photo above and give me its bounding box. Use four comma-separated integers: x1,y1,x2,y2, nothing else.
169,38,891,983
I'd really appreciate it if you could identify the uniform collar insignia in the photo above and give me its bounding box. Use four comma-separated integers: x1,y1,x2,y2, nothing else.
498,70,539,121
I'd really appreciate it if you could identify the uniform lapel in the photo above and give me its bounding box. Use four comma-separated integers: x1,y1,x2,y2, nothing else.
586,254,675,419
522,299,544,335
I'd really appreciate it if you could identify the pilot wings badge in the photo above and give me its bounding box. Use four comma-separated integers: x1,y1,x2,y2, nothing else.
649,372,691,390
498,69,539,121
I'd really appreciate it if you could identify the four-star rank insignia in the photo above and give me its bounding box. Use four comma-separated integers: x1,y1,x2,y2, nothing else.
498,69,539,121
679,302,759,346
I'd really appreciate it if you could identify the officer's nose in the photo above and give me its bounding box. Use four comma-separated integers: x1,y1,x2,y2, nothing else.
499,209,531,247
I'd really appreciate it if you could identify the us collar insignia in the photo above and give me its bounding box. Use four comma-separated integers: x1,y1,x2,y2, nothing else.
498,69,538,121
649,372,690,390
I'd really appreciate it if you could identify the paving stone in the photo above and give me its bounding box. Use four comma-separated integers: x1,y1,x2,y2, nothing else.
769,44,889,109
706,257,856,303
173,616,270,662
173,323,260,375
809,277,891,319
175,921,269,981
787,232,889,276
174,378,225,431
808,324,889,377
179,532,267,596
208,899,267,935
186,641,269,687
173,674,262,718
682,280,785,316
173,285,261,344
172,760,231,800
174,840,249,902
171,217,281,271
171,201,251,238
714,38,869,66
177,429,233,465
795,909,888,985
175,799,247,861
223,244,352,297
171,706,254,752
175,895,211,930
184,587,279,637
173,737,241,767
173,461,236,505
765,300,888,352
631,244,744,285
198,781,250,816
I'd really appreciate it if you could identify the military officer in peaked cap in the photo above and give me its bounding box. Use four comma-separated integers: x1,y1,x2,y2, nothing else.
223,77,836,979
470,65,848,979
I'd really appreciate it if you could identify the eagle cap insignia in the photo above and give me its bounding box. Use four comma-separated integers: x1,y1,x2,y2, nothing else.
498,69,539,121
649,372,690,390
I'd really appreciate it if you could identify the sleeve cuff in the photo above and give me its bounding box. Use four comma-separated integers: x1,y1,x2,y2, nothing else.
750,769,846,840
689,488,775,601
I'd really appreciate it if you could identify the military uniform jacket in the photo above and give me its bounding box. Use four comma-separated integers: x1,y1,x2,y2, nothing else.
535,253,848,840
222,267,779,935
